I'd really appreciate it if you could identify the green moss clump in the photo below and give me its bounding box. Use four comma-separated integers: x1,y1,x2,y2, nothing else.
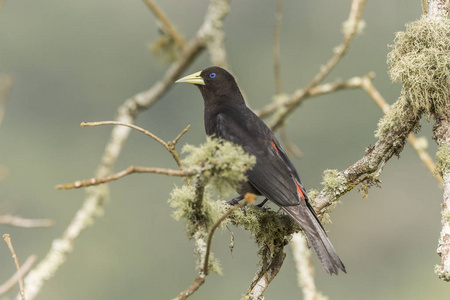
321,169,347,198
182,137,256,195
387,16,450,117
375,94,418,140
168,185,227,237
435,265,450,282
230,206,299,256
435,144,450,176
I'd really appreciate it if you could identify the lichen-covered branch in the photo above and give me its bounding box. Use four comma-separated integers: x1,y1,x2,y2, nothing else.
198,0,230,68
361,76,443,186
433,102,450,281
247,245,286,300
290,233,327,300
0,215,53,228
55,166,196,190
313,93,421,213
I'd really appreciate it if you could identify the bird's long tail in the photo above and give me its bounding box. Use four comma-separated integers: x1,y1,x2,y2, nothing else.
281,204,346,275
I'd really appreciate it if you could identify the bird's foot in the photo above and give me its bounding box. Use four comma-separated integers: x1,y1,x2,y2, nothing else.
227,195,244,206
226,195,247,215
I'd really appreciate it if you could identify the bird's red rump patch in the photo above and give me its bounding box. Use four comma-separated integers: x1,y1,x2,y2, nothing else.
271,141,279,153
296,182,305,199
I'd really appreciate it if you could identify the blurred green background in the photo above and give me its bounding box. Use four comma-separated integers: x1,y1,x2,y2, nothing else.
1,0,448,299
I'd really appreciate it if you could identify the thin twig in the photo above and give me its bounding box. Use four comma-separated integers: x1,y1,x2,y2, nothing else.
0,216,53,228
269,0,367,130
256,74,372,119
82,121,168,150
3,234,25,300
203,194,254,275
82,121,190,176
143,0,186,49
173,124,191,145
55,166,197,190
422,0,428,14
247,246,286,299
273,0,283,95
168,124,191,173
174,194,254,300
360,76,443,186
0,255,37,296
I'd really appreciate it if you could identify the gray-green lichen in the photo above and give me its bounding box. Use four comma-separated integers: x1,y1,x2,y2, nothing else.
168,185,227,237
170,138,300,274
387,16,450,117
230,206,299,256
435,265,450,282
182,137,256,195
321,169,347,198
375,94,417,140
435,143,450,176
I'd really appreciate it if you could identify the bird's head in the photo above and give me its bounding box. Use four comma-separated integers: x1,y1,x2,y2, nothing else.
176,66,243,103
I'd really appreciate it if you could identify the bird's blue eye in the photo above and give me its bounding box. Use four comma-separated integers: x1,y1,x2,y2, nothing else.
209,73,216,79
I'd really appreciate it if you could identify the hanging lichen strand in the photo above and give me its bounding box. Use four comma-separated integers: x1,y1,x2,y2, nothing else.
387,16,450,118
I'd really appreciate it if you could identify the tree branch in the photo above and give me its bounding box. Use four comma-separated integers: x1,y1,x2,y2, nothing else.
143,0,186,49
290,233,327,300
433,100,450,281
360,76,443,186
0,215,53,228
204,194,253,276
247,245,286,300
55,166,196,190
269,0,367,130
3,234,25,300
256,74,373,119
313,94,421,213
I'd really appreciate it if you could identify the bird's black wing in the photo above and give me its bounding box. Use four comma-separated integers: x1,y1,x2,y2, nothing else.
214,108,302,206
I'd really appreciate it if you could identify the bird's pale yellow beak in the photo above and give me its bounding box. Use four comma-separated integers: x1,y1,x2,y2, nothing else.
175,71,205,85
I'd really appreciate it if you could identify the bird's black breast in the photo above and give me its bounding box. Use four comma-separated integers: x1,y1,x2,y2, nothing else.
205,105,302,206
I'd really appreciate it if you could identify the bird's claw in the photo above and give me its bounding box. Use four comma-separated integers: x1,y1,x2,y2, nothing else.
227,195,244,206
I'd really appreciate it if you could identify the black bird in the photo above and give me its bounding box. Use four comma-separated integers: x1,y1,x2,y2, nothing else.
176,66,345,275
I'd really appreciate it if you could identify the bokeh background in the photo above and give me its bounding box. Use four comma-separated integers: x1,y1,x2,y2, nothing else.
1,0,448,299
